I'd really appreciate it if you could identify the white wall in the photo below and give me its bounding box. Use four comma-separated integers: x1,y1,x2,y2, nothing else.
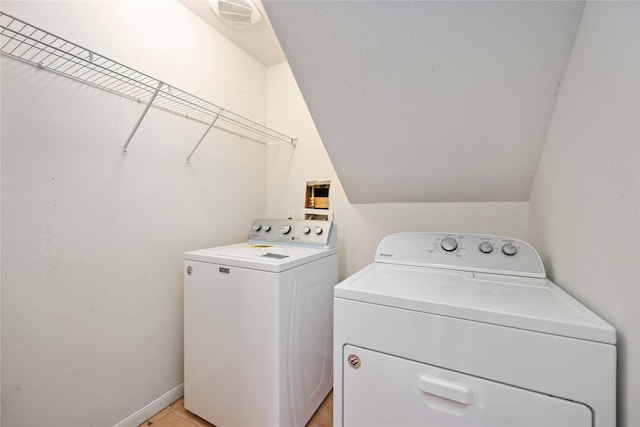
266,63,529,279
528,2,640,426
1,1,268,426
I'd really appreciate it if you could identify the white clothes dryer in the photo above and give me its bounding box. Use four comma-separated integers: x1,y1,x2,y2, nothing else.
184,219,338,427
334,232,616,427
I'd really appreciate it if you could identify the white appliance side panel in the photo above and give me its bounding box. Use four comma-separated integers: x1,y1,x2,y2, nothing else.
184,260,291,427
342,345,592,427
289,253,338,426
333,299,615,427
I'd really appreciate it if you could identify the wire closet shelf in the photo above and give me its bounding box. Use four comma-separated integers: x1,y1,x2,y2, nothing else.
0,12,296,164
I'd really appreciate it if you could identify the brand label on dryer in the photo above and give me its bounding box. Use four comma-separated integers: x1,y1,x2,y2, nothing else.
219,267,230,274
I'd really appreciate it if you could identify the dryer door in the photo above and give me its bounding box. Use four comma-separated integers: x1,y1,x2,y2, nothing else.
342,345,592,427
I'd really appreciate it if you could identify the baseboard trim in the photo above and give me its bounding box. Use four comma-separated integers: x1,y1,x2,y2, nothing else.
113,383,184,427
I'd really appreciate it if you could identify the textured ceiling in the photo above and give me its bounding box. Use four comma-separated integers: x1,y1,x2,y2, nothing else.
263,1,585,203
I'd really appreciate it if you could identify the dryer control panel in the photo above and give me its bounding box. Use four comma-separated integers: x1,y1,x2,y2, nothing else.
248,218,336,248
375,232,545,278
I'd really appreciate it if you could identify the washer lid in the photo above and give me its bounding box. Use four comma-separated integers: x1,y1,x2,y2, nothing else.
334,263,616,344
185,242,336,272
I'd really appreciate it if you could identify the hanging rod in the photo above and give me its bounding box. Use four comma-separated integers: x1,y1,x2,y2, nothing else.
0,12,297,160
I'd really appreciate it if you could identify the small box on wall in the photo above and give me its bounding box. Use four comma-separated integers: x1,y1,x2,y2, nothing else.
304,180,332,220
305,180,330,210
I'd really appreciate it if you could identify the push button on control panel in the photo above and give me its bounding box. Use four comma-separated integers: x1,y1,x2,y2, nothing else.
441,237,458,252
479,241,494,254
501,243,518,256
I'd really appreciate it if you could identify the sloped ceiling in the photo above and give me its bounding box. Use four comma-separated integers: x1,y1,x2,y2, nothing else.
263,1,585,203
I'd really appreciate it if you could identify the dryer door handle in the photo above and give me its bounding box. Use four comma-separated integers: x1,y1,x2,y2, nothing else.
418,374,473,405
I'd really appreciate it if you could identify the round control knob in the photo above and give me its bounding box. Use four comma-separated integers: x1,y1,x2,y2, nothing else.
441,237,458,252
280,225,292,234
315,227,323,235
479,242,494,254
263,225,271,232
502,243,518,256
253,225,261,232
303,226,311,234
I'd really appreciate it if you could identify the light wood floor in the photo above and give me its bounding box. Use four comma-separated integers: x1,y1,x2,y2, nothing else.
139,391,333,427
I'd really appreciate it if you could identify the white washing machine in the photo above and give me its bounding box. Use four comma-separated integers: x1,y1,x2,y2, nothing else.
334,232,616,427
184,218,338,427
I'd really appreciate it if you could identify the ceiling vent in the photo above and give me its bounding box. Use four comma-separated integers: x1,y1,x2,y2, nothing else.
209,0,263,29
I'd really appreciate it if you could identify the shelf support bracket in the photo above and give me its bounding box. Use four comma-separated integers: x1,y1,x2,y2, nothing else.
185,110,222,166
122,80,164,155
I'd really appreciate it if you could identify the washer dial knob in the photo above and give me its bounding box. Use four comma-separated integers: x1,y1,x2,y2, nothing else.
303,226,311,234
280,225,292,234
502,243,518,256
315,227,323,235
441,237,458,252
263,225,271,232
253,225,261,232
479,242,494,254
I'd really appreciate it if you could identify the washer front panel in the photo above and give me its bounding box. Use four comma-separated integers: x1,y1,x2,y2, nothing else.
342,345,592,427
185,254,338,427
333,298,616,427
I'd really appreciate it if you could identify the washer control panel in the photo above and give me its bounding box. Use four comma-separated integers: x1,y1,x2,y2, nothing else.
375,232,545,278
248,218,335,248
